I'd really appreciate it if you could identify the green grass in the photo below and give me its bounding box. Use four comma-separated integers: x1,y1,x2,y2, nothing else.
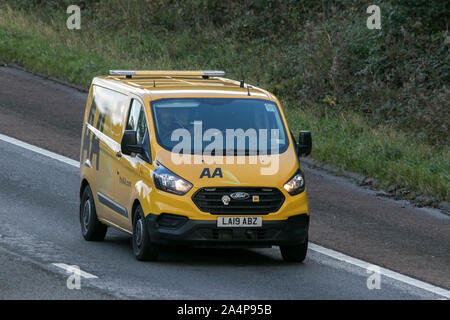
286,107,449,202
0,4,448,203
0,7,117,85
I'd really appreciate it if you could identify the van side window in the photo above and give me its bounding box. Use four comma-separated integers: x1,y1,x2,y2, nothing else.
126,99,147,144
89,85,128,143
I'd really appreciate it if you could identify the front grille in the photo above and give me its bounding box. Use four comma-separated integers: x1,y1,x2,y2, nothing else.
192,187,285,215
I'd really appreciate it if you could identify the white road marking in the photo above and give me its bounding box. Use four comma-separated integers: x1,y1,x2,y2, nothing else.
0,133,79,168
309,243,450,299
1,133,449,299
52,263,98,279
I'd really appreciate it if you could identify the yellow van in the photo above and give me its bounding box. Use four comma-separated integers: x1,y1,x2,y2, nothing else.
79,70,312,262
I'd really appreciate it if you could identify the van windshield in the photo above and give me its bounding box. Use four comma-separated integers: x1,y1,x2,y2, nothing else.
150,98,289,155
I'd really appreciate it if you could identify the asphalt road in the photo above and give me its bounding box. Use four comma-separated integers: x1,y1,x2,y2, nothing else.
0,139,444,299
0,248,116,300
0,65,449,299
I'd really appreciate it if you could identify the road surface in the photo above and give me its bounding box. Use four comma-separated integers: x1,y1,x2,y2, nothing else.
0,65,448,299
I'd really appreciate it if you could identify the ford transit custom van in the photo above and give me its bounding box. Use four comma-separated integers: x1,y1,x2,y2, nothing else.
79,70,312,262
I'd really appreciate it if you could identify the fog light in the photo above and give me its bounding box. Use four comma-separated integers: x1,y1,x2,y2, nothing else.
157,213,188,229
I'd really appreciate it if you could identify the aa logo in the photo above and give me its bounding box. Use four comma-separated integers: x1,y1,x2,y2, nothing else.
200,168,223,178
81,98,106,171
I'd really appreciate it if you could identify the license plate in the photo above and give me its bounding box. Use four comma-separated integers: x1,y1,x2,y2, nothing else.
217,216,262,227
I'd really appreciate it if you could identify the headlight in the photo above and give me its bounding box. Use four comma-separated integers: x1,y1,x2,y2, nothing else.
153,162,193,195
283,170,305,195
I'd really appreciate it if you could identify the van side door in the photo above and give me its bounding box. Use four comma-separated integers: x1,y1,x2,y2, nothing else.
115,98,152,231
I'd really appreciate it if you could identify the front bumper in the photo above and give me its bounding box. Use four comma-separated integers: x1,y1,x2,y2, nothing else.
144,213,309,248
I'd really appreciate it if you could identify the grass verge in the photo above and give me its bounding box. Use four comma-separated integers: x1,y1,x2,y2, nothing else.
287,108,449,204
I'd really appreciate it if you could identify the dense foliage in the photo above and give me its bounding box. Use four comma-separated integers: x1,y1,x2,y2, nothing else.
8,0,447,146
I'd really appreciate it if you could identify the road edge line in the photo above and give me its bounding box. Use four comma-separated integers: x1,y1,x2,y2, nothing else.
0,133,79,168
309,243,450,299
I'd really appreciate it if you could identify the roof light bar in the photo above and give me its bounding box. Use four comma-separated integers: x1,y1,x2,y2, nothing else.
202,70,226,77
109,70,225,77
109,70,136,76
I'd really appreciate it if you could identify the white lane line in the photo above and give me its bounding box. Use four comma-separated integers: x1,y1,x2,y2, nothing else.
309,243,450,299
0,133,79,168
1,133,450,299
52,263,98,279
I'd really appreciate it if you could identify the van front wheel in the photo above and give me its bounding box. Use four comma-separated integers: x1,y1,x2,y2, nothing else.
280,237,308,263
132,205,158,261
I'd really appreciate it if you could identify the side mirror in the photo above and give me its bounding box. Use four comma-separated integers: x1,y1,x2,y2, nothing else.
121,130,145,156
297,131,312,157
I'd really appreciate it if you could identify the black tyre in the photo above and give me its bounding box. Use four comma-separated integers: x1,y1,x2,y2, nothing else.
80,185,107,241
280,237,308,263
132,205,158,261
